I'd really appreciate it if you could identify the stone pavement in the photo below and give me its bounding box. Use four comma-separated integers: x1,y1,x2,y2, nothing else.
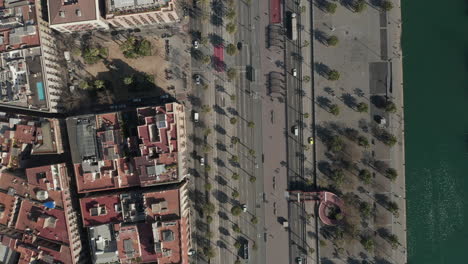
310,0,406,263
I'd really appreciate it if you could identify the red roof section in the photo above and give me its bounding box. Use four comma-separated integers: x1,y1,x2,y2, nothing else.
14,124,36,144
80,195,122,227
0,191,16,226
15,200,69,243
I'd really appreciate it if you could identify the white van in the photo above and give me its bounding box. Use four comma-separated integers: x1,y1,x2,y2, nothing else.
194,112,199,122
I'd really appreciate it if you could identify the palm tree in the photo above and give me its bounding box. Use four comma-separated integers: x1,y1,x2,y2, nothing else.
226,43,237,56
201,104,211,113
231,205,242,216
385,101,397,113
232,224,241,233
227,68,238,81
327,36,339,46
206,215,213,224
327,70,340,81
357,102,368,112
359,169,372,184
230,117,238,124
226,8,236,20
232,189,240,198
325,2,338,14
204,183,212,191
123,76,134,85
330,104,340,116
354,0,366,13
251,216,258,224
381,0,393,11
232,173,240,180
385,168,398,181
303,75,311,82
230,155,239,163
358,136,369,148
231,136,240,145
203,202,215,215
226,22,237,34
359,201,372,219
249,176,257,183
247,121,255,128
361,237,374,251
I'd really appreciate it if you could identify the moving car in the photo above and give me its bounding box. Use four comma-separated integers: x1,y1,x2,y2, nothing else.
293,125,299,136
296,257,303,264
242,204,247,212
292,68,297,77
308,137,314,145
194,74,201,85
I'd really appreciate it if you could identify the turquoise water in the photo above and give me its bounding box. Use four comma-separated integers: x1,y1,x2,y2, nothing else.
403,0,468,263
36,82,45,101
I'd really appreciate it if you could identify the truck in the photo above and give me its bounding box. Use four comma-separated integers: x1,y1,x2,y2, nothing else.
290,13,298,40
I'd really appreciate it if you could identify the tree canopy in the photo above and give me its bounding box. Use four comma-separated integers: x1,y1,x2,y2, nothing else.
120,36,152,59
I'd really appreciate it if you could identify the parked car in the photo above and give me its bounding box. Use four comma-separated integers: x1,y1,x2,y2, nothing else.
296,257,303,264
293,125,299,136
193,112,199,122
242,204,247,212
200,157,205,166
193,40,199,49
308,137,314,145
194,74,201,85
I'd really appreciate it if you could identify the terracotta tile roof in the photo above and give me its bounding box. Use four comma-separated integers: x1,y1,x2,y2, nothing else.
115,224,142,263
80,195,122,227
48,0,98,25
0,191,16,226
14,124,36,144
15,200,69,243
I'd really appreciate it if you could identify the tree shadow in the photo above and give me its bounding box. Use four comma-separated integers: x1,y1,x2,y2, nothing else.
188,94,202,107
215,175,227,186
314,29,329,45
214,190,229,204
213,104,227,115
340,0,356,11
346,257,361,264
315,62,331,77
219,227,230,237
370,95,386,108
353,88,365,97
341,93,357,109
208,33,225,46
227,107,238,116
316,96,332,109
218,211,229,220
374,257,393,264
214,157,226,168
320,257,336,264
216,142,227,152
214,124,226,135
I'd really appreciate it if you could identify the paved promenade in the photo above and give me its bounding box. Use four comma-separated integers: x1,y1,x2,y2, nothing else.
310,0,407,263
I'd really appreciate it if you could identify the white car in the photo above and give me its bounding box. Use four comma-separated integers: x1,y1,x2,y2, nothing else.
200,157,205,166
293,125,299,136
242,204,247,212
193,40,199,49
292,68,297,77
194,74,201,85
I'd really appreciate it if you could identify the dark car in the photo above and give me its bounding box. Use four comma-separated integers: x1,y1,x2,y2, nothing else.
237,42,243,50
